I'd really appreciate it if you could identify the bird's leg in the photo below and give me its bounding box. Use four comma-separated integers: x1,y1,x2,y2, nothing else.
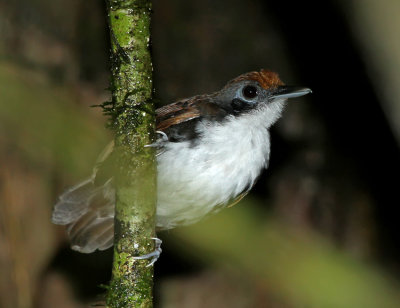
133,237,162,267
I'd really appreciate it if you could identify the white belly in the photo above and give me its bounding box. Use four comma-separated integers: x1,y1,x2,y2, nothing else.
155,114,271,229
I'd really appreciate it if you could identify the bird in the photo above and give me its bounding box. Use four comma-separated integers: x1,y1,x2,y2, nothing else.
52,69,311,260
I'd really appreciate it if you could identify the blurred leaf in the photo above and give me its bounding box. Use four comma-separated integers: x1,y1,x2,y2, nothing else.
0,62,110,179
171,200,400,308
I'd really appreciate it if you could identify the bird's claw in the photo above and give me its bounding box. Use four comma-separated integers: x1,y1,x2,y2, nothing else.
133,237,162,267
144,131,168,148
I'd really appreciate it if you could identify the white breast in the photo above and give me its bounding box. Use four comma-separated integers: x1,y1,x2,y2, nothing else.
155,107,277,229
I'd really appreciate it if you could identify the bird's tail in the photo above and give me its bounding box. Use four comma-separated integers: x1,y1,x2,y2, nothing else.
52,177,115,253
52,142,116,253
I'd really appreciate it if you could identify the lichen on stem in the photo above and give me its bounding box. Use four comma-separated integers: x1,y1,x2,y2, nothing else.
103,0,156,307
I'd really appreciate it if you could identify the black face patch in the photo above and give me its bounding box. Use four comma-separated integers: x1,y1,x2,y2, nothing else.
231,98,254,115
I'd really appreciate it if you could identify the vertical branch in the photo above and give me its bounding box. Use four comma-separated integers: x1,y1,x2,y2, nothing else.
104,1,156,307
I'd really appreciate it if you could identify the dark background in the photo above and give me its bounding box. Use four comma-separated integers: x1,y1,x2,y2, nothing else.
1,0,400,307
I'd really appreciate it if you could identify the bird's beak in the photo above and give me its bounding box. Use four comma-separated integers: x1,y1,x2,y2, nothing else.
270,86,312,99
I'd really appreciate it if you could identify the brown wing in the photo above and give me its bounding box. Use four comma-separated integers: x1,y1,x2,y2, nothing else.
156,94,225,132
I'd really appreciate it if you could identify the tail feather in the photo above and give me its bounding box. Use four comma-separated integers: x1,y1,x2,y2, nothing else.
69,218,114,253
52,142,116,253
52,177,99,225
52,177,115,253
99,236,114,251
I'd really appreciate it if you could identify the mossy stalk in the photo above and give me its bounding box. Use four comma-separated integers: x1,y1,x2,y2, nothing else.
104,1,156,307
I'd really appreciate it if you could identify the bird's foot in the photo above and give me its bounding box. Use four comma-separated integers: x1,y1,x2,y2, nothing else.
133,237,162,267
144,131,168,148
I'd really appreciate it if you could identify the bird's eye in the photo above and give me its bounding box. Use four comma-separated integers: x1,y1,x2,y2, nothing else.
242,85,258,99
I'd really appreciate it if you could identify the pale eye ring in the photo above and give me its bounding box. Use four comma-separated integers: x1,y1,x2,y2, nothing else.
242,85,258,99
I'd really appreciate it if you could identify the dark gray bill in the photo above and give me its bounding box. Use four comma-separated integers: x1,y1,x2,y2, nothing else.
270,86,312,99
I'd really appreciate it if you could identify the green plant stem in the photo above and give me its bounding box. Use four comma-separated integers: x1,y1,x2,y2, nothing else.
104,1,156,307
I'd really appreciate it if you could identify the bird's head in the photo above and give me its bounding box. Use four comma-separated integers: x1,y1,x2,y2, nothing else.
213,69,311,126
